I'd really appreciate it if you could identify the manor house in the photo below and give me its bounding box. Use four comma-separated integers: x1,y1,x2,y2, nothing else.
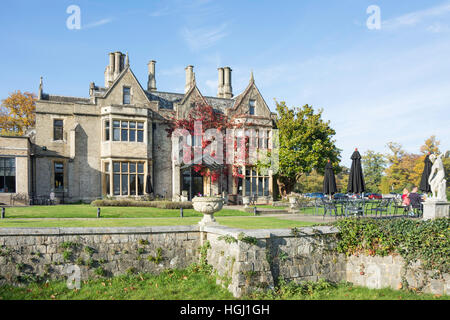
0,51,276,205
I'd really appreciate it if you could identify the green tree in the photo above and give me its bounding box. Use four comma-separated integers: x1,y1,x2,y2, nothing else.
295,170,324,193
274,101,341,197
362,150,386,193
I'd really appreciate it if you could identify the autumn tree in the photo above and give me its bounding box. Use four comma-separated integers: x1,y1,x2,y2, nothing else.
275,101,341,198
362,150,386,193
0,91,36,135
384,142,421,192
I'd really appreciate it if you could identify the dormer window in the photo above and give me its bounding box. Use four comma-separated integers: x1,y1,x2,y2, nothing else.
249,100,255,115
123,87,131,105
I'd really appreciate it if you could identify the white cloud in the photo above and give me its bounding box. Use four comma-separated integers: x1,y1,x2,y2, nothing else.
383,2,450,30
427,22,450,33
181,23,229,51
82,18,113,30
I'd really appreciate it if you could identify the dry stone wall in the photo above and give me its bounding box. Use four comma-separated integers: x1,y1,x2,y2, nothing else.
0,225,448,297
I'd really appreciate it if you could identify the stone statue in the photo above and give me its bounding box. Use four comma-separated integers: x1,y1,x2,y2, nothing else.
428,154,447,201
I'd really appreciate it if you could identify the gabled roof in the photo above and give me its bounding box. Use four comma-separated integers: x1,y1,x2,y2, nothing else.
229,74,271,116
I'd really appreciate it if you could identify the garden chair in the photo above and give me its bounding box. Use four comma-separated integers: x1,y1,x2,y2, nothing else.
368,198,391,218
392,197,409,216
343,199,365,218
321,198,338,219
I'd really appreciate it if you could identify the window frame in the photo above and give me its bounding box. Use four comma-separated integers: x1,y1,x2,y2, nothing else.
111,160,145,196
123,87,131,105
53,119,64,141
0,157,16,193
54,161,64,191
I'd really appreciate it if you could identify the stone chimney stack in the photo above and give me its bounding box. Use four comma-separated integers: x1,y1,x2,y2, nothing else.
223,67,233,98
105,51,126,87
217,67,224,98
147,60,157,91
185,65,194,93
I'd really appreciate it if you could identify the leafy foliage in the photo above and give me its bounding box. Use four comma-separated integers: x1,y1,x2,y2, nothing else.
274,101,341,197
362,150,386,193
0,91,36,135
334,218,450,273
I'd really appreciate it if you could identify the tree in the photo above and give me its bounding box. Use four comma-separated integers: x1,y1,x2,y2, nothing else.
384,142,420,192
275,101,341,198
0,91,36,135
362,150,386,193
420,135,440,155
295,170,323,193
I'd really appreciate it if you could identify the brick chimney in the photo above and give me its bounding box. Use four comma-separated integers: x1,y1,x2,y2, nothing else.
223,67,233,98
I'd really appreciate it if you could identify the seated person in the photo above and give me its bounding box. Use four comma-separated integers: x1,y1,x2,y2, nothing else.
408,187,423,215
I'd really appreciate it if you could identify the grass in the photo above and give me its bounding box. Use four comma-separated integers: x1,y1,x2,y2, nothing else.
0,271,447,300
0,205,250,219
0,216,317,229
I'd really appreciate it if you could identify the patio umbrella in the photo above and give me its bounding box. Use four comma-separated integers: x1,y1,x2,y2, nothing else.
347,149,365,194
419,153,432,194
146,175,153,194
323,160,337,197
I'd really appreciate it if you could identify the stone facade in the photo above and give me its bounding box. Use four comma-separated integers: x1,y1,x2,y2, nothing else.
0,51,277,204
0,225,448,297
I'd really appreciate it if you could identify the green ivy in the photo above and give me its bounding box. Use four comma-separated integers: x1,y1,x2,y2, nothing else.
217,235,238,244
237,233,258,246
333,218,450,273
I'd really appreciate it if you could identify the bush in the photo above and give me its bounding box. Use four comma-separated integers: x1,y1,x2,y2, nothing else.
333,218,450,273
90,199,193,209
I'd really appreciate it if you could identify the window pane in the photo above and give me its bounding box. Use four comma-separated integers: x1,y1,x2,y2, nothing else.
137,122,144,129
258,177,263,196
245,177,250,196
105,174,110,195
0,176,4,192
137,130,144,142
105,121,110,141
122,174,128,195
264,178,269,196
54,120,63,140
54,162,64,190
121,162,128,173
121,121,128,128
113,174,120,195
129,122,136,128
105,163,110,173
123,88,131,104
121,128,128,141
113,162,120,173
130,174,137,195
129,163,136,173
138,175,144,195
0,159,4,168
5,176,15,193
113,128,120,141
129,129,136,142
252,177,257,195
137,163,144,173
113,120,120,128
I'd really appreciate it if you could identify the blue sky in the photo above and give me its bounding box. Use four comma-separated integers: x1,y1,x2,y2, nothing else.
0,0,449,167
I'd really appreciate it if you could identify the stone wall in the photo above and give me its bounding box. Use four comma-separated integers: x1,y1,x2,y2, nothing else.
0,226,200,285
0,225,448,297
205,225,347,297
346,255,450,295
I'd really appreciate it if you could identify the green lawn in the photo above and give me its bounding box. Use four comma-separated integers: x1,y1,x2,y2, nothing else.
0,270,446,300
0,205,250,219
0,216,317,229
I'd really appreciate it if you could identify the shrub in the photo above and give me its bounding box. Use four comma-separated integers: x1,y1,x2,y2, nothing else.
90,199,193,209
333,218,450,273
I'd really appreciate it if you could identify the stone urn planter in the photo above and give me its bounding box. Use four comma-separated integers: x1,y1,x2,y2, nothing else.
242,196,251,208
192,196,224,227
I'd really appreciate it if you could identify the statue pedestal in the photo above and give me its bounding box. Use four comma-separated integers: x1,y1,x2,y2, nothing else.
423,200,450,221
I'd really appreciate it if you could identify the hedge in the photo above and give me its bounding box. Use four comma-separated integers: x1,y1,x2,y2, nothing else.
90,199,193,210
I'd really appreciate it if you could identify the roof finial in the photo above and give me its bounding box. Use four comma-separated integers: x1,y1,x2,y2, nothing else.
250,70,254,83
38,76,43,100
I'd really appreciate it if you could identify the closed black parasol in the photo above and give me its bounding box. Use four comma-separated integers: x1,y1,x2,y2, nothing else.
323,160,337,196
419,153,432,193
146,175,153,194
347,149,365,194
